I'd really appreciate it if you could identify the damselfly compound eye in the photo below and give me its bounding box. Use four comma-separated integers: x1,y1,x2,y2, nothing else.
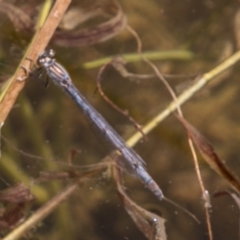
48,49,55,58
37,57,45,66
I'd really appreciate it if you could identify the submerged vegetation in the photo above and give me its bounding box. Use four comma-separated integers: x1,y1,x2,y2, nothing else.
0,0,239,239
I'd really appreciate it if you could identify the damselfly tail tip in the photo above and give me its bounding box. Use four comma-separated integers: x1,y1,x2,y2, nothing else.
157,192,164,201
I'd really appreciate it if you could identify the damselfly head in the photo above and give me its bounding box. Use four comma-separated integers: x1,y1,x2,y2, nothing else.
40,49,55,59
38,49,55,67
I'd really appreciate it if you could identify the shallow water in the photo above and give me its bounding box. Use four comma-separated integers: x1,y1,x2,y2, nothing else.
0,0,239,239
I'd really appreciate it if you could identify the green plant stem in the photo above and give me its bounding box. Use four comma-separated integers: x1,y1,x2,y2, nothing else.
127,50,240,147
82,50,194,69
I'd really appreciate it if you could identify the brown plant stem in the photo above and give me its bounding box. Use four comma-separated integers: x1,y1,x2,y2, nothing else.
0,0,71,123
3,183,78,240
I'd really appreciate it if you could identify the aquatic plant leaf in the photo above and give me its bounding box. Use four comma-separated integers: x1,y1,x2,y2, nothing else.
0,201,33,230
53,2,127,47
37,161,110,183
0,183,34,230
214,190,240,210
59,6,104,30
0,2,32,30
0,183,34,203
114,167,167,240
175,114,240,193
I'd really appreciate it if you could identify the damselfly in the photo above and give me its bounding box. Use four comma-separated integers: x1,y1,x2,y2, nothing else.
36,49,164,200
